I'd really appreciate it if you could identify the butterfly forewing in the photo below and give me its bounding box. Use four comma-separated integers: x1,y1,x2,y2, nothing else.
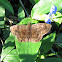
10,25,29,42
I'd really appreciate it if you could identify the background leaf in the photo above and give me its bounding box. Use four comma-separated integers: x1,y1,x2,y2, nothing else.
0,5,5,28
29,0,40,5
31,0,62,20
0,0,14,15
56,33,62,48
29,0,35,5
18,6,25,21
40,32,56,53
1,33,15,61
43,58,62,62
0,5,5,17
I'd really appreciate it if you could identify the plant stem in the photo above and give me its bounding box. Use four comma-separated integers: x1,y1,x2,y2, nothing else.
51,48,60,58
19,0,29,17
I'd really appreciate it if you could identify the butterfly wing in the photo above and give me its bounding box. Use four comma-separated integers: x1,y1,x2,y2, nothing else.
30,23,52,42
10,25,29,42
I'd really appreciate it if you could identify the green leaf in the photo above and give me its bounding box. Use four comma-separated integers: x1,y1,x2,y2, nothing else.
3,49,20,62
1,28,10,40
0,17,4,28
31,0,62,19
1,33,15,61
31,14,47,20
34,0,40,3
43,58,62,62
15,38,41,62
18,6,25,21
29,0,40,5
0,43,2,54
0,5,5,17
59,9,62,14
56,33,62,48
54,12,62,27
18,17,39,25
0,0,14,15
40,32,56,53
29,0,35,5
0,5,5,28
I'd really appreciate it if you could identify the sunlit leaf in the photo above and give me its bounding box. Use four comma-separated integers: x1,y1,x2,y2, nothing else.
1,33,15,61
1,28,10,40
15,38,41,62
3,49,20,62
18,17,39,25
31,0,62,20
54,12,62,26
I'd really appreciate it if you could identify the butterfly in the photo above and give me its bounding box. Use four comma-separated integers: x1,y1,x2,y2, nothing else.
10,22,52,42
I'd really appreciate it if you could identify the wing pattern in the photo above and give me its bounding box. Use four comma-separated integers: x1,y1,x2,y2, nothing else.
10,23,52,42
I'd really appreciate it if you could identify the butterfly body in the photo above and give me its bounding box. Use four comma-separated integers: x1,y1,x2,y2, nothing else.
10,23,52,42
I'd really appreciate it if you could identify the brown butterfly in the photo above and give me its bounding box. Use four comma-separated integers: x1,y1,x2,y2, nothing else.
10,22,52,42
